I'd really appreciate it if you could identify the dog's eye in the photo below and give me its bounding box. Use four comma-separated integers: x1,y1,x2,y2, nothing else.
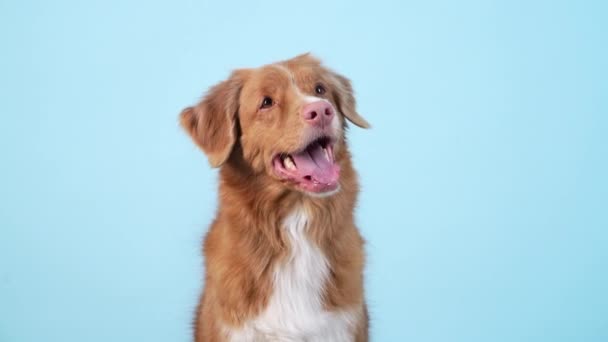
260,96,273,109
315,84,326,95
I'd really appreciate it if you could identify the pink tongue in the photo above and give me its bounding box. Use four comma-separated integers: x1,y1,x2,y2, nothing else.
290,142,339,184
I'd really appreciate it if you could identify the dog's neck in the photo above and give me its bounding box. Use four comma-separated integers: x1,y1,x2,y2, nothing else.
215,145,360,252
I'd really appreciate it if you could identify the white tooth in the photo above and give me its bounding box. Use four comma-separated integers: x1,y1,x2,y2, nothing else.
323,147,331,161
284,156,296,170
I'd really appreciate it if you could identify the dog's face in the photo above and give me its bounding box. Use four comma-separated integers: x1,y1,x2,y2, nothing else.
181,54,369,195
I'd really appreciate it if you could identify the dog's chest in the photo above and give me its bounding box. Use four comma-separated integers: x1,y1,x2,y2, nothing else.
225,208,358,341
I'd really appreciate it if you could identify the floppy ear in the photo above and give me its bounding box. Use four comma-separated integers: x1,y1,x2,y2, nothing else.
180,70,246,167
331,72,370,129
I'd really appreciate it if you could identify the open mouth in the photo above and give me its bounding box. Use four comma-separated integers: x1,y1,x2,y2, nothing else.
272,136,340,194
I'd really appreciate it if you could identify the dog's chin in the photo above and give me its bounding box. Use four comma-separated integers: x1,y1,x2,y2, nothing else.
274,180,341,197
271,136,341,196
303,185,341,198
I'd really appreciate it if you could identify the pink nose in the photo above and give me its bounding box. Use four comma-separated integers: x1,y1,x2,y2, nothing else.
301,100,334,127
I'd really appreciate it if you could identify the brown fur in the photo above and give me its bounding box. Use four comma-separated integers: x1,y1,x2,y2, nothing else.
181,54,369,341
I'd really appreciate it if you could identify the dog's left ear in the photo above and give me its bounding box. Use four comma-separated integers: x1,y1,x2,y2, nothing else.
180,70,248,167
330,72,370,129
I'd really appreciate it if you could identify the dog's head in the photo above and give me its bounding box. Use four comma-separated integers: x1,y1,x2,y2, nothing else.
180,54,369,196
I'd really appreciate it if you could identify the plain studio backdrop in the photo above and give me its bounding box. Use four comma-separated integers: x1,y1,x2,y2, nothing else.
1,0,607,341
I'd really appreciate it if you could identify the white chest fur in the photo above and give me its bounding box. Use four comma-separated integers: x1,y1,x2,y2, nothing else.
225,207,360,341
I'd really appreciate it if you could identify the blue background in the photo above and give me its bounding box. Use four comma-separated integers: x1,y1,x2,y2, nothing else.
1,0,607,341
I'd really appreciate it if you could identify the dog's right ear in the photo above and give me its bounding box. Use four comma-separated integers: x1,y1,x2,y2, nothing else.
180,70,248,168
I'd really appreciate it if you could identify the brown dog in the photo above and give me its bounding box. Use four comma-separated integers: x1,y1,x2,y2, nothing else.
180,54,369,341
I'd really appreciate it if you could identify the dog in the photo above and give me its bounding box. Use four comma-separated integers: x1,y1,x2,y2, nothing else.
180,53,370,341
